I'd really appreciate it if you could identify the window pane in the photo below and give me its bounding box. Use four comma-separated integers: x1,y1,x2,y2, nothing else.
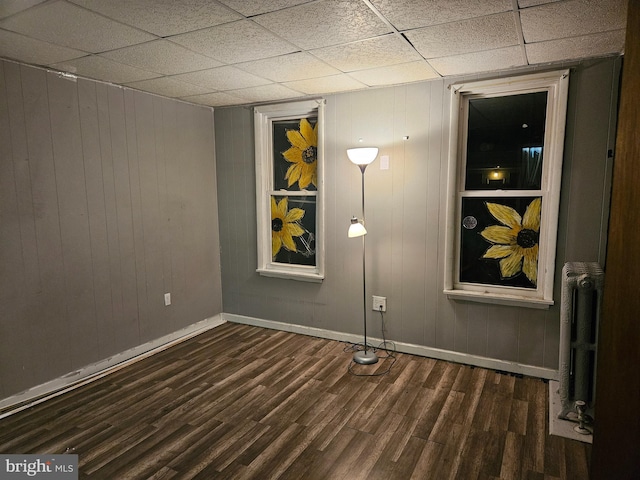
460,196,541,289
465,92,547,190
273,117,318,191
270,195,316,266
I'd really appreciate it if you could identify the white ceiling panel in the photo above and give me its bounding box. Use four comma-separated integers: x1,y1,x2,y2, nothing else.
0,0,627,108
349,61,440,86
101,40,222,76
181,91,245,107
169,20,298,64
0,29,86,66
284,74,368,95
227,83,305,103
253,0,391,50
171,66,272,90
126,76,212,98
429,46,525,76
70,0,242,37
51,55,161,84
526,30,626,64
405,12,519,59
217,0,313,17
0,0,47,20
520,0,627,43
517,0,560,7
0,1,156,52
310,34,422,72
236,52,340,82
369,0,512,30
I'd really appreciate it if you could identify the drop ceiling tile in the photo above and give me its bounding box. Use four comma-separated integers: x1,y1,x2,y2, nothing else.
369,0,512,31
253,0,391,50
526,30,625,64
428,46,525,76
170,20,298,64
349,61,440,86
518,0,560,7
181,91,245,107
126,76,212,98
51,55,161,84
0,0,156,53
226,83,305,103
405,12,519,59
0,0,47,19
520,0,627,43
283,73,368,95
70,0,242,37
236,52,340,82
101,40,222,76
0,29,87,66
171,66,271,90
310,34,422,72
218,0,312,16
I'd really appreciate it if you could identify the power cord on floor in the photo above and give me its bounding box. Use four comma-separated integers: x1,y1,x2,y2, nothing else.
346,306,397,376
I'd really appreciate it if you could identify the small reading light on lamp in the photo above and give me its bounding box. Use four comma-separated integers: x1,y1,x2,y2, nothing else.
348,217,367,237
347,147,379,365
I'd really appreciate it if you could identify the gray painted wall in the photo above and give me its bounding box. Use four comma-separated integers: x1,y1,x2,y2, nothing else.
0,60,222,400
215,57,620,371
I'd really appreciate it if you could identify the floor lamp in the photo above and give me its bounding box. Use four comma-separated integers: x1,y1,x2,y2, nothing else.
347,147,379,365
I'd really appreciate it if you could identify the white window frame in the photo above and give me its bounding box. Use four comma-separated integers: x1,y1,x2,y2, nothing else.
444,70,570,309
254,99,325,282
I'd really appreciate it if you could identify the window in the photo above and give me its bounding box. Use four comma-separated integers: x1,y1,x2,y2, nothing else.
254,100,325,282
444,71,570,308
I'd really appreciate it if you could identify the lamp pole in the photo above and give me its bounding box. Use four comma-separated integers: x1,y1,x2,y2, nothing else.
353,163,378,365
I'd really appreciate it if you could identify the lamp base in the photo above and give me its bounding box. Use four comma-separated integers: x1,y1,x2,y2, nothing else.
353,350,379,365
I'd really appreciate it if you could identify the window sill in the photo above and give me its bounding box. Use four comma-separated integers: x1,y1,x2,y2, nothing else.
257,268,324,283
444,289,553,309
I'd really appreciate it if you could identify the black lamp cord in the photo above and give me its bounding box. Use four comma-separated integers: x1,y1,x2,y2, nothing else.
346,306,397,376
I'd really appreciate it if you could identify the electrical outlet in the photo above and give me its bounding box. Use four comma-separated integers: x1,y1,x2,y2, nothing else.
372,295,386,312
164,293,171,306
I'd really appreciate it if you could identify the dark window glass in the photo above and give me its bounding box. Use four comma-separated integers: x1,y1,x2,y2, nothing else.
465,92,547,190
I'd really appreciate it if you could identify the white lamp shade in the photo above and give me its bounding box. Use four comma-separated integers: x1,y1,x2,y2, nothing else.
347,147,378,165
348,220,367,238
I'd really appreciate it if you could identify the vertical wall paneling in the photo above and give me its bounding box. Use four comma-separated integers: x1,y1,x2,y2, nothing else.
107,86,140,353
77,78,113,359
47,70,98,371
215,57,620,372
0,60,223,401
0,62,34,396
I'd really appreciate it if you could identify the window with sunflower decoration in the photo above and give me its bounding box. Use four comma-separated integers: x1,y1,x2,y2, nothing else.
444,71,570,308
254,100,325,282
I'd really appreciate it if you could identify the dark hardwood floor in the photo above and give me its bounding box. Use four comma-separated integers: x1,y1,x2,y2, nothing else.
0,322,591,479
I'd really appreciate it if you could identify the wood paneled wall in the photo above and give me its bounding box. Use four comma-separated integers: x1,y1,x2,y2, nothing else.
215,57,620,372
0,60,222,400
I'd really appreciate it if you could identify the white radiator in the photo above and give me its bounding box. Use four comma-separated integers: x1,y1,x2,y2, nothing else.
558,262,604,420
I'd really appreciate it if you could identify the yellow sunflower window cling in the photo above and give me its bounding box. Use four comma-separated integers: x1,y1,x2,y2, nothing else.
481,197,542,285
271,196,316,265
459,197,541,288
273,118,318,191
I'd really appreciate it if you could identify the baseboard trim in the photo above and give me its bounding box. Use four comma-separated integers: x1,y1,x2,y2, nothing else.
0,315,226,418
223,313,558,380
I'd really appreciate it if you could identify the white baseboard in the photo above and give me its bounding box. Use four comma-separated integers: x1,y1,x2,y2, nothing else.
223,313,559,380
0,315,226,418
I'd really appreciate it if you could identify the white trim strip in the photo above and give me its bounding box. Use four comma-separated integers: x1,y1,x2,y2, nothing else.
223,313,558,380
0,315,226,418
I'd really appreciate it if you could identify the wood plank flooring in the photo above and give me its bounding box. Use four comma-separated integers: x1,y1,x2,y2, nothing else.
0,322,591,479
